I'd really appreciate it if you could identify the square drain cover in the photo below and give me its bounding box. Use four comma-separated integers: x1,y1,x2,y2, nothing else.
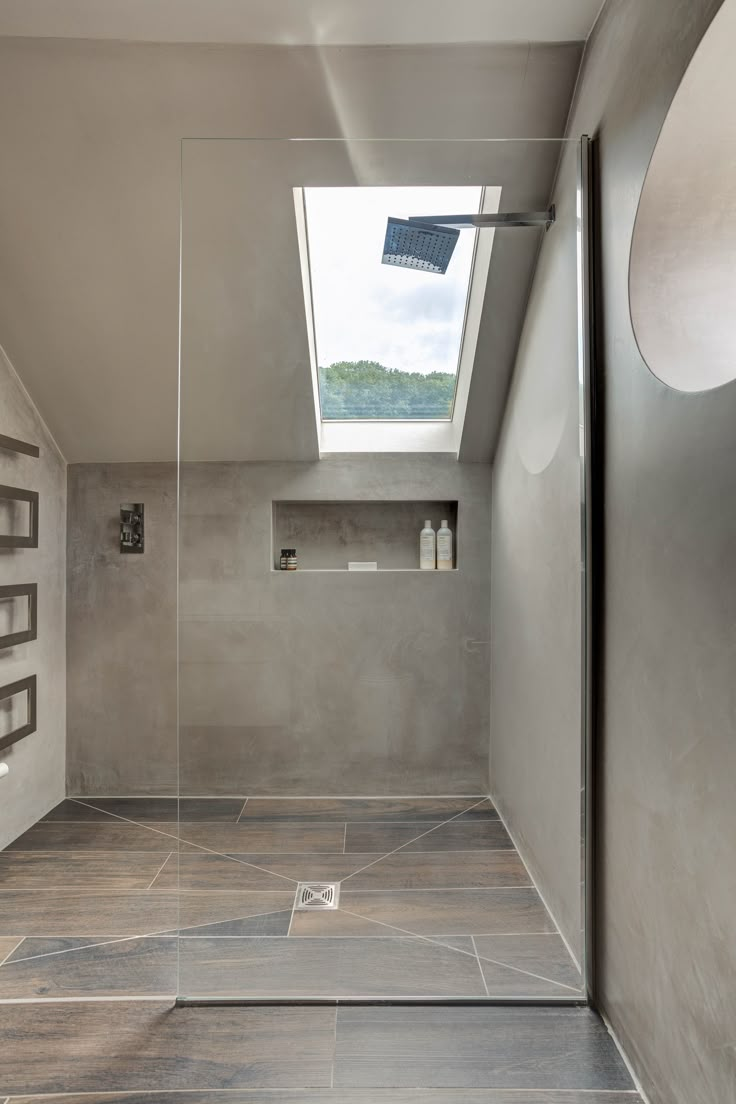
295,882,340,910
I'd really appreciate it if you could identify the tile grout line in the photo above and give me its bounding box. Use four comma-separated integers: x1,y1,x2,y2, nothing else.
2,907,297,966
286,884,299,938
145,852,174,890
68,799,303,888
336,905,580,993
336,904,500,967
0,1093,645,1100
489,796,582,976
0,938,24,967
342,823,347,854
235,798,249,824
330,1006,337,1089
471,934,490,997
0,847,520,856
0,1092,645,1099
339,797,493,884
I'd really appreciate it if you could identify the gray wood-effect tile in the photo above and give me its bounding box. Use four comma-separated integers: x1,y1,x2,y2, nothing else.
43,797,244,823
240,797,496,822
225,853,382,883
0,851,172,890
8,1093,643,1104
334,888,557,936
174,822,347,853
177,891,295,933
0,936,176,998
0,891,178,937
0,890,293,937
473,934,583,991
0,937,23,964
0,1003,336,1094
344,819,513,853
344,850,531,890
151,852,297,893
177,935,487,998
5,822,173,852
173,910,292,938
334,1008,633,1091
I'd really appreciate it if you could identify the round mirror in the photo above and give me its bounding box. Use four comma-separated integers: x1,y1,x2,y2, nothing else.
629,0,736,393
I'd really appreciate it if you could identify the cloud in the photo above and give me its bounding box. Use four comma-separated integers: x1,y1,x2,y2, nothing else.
306,184,480,381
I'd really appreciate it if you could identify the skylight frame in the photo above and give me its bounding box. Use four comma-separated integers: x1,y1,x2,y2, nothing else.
294,184,501,453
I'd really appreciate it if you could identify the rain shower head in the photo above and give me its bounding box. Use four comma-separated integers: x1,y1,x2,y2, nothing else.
381,217,459,275
382,206,556,275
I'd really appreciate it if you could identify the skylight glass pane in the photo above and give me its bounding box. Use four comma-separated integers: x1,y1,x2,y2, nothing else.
304,186,482,420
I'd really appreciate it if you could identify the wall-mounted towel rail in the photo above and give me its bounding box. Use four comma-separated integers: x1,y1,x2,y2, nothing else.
0,485,39,548
0,583,37,648
0,674,37,751
0,433,40,458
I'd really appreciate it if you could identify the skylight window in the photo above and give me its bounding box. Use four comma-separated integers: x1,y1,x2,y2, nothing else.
303,186,482,421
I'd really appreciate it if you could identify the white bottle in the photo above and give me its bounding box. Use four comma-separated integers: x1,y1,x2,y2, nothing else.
437,520,453,570
419,520,436,570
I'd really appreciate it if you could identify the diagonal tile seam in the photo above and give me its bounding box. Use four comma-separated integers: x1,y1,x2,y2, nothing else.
338,797,493,884
235,797,249,823
145,852,174,890
335,905,582,993
0,906,298,967
1,905,297,967
69,799,302,888
471,934,490,997
0,939,24,966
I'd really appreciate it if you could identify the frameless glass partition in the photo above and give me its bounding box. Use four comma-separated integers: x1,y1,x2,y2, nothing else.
176,138,590,1002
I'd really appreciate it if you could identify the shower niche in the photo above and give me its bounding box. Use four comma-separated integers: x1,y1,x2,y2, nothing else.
271,499,458,571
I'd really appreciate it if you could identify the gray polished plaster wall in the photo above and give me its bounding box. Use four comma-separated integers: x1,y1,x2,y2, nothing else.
0,347,66,850
67,456,490,796
489,140,582,960
565,2,735,1102
66,464,177,795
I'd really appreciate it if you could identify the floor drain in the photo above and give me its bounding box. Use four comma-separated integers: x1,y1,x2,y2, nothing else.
295,882,340,910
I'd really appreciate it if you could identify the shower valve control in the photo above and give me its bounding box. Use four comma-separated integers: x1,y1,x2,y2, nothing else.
120,503,144,553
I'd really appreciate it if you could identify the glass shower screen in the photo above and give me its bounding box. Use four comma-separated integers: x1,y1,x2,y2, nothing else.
176,138,590,1003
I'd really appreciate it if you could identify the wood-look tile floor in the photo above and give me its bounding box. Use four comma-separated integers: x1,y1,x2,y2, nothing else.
0,796,585,1001
0,1001,640,1099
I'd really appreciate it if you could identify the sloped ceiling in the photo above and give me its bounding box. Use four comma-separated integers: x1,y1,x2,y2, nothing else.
0,1,603,45
0,38,582,462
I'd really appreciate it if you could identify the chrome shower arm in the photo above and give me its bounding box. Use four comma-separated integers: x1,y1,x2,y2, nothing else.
408,207,555,229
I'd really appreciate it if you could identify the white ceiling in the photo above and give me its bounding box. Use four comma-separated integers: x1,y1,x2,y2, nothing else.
0,0,603,45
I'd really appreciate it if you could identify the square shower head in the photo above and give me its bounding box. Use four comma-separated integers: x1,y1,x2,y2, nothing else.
381,217,459,274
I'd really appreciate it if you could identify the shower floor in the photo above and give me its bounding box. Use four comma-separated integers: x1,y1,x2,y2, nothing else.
0,796,582,1000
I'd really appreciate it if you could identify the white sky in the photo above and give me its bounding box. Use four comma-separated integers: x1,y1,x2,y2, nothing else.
304,185,481,378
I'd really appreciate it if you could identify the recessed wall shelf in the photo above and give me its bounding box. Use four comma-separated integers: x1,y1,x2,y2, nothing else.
271,568,458,574
0,433,40,458
272,500,458,571
0,583,38,648
0,674,37,752
0,485,39,548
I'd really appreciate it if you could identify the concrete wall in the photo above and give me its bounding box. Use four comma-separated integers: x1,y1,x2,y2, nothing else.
566,3,735,1103
0,347,66,849
66,464,177,795
489,141,582,960
67,456,491,796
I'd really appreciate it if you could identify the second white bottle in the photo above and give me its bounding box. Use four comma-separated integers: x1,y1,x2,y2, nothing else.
419,519,436,569
436,519,453,570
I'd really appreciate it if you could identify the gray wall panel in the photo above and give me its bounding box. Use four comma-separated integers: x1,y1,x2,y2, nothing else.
564,2,734,1102
0,348,66,849
489,141,582,959
67,456,490,796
